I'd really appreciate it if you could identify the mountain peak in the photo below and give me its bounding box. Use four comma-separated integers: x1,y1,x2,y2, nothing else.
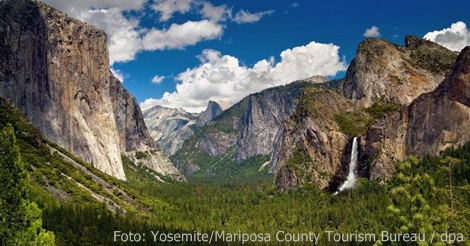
196,100,226,126
341,35,458,106
435,46,470,104
303,75,329,83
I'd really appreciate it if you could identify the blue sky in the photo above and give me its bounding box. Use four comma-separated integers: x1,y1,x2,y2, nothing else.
42,0,470,112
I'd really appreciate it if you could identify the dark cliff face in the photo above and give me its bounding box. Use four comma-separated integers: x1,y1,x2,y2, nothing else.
406,46,470,157
363,46,470,184
340,37,458,107
110,74,154,152
272,87,359,191
196,100,225,127
233,85,302,162
0,0,174,180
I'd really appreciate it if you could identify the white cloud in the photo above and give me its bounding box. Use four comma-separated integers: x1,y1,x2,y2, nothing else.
232,9,273,24
151,75,165,84
423,21,470,52
142,20,223,51
111,68,125,82
141,41,347,112
363,25,380,38
201,2,231,22
151,0,194,22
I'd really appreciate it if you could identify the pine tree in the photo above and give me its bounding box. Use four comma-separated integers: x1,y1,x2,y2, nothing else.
0,124,54,245
386,156,448,245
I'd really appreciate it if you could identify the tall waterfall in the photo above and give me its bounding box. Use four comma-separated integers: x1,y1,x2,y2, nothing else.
334,137,358,195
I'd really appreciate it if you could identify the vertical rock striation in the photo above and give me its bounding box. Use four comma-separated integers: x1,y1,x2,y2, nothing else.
364,46,470,184
0,0,183,180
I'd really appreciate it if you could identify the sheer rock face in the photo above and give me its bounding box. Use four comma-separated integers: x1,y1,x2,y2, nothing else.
196,100,226,127
0,0,180,180
272,88,353,191
341,36,458,107
364,46,470,183
109,75,154,152
233,89,301,162
143,105,198,157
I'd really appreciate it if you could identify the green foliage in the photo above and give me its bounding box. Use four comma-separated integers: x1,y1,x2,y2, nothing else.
135,151,148,160
387,156,446,235
365,101,401,119
3,95,470,245
334,110,371,136
335,102,401,136
407,36,459,76
0,124,55,245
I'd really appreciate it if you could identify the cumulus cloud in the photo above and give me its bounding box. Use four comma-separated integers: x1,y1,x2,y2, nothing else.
363,25,380,38
141,41,347,112
423,21,470,52
151,75,165,84
142,20,223,51
151,0,194,22
201,2,231,22
232,9,274,24
41,0,276,66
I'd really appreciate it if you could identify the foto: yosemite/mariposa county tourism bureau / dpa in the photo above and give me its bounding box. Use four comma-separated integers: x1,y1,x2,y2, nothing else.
113,230,465,244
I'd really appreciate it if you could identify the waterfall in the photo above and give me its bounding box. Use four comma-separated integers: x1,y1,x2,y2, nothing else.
334,137,358,195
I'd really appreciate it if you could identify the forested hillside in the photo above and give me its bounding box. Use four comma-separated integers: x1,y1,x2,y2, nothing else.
1,97,469,245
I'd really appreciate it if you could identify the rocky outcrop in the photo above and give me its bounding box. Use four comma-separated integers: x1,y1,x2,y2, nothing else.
272,87,355,190
122,147,185,181
362,109,408,183
234,86,302,161
143,105,198,156
201,131,237,157
363,46,470,183
196,100,227,126
110,75,154,152
304,75,329,84
341,36,458,107
110,76,184,179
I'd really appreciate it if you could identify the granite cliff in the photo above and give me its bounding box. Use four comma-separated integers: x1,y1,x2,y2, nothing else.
341,36,457,106
271,87,355,190
196,100,228,126
0,0,181,180
364,46,470,183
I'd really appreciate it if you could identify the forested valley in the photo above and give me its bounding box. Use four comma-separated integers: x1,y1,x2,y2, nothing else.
1,98,469,245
